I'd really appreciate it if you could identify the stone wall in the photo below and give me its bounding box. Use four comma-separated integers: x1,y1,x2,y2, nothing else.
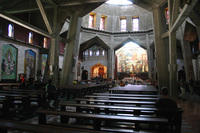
82,4,153,32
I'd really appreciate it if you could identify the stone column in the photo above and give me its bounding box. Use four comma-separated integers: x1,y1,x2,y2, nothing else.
152,7,169,89
60,14,82,87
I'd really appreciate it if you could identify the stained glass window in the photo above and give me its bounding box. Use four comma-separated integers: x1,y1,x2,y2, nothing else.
89,13,96,28
28,32,33,44
8,24,14,37
43,37,48,48
100,16,106,30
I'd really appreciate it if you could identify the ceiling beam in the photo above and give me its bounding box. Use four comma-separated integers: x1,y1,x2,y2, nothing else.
170,0,198,32
0,12,51,38
157,0,167,7
36,0,53,34
59,0,107,6
5,6,53,14
171,0,180,25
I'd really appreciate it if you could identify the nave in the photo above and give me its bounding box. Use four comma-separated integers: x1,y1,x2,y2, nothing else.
1,82,196,133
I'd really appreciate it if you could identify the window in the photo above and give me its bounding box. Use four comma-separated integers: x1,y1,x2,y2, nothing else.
89,50,93,56
100,16,107,30
120,17,126,32
28,32,33,44
102,50,105,56
96,50,100,56
165,7,169,25
8,24,14,37
43,37,48,48
132,16,139,31
89,12,96,28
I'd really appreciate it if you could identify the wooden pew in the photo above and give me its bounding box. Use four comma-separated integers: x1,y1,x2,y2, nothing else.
109,85,158,94
0,83,20,89
85,95,159,101
60,102,158,116
93,93,159,97
75,98,156,106
37,109,169,131
0,119,108,133
63,83,109,99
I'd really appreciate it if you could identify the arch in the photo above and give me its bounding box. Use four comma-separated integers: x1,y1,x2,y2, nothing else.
80,36,110,52
113,38,147,51
91,63,107,79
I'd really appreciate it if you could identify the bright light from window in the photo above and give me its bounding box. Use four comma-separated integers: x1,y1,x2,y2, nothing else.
106,0,133,5
120,18,126,32
132,17,139,31
8,24,14,37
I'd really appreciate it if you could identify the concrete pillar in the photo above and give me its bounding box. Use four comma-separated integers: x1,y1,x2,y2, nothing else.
49,36,60,84
180,22,195,82
146,34,152,79
107,48,113,79
44,7,62,86
168,31,178,97
61,14,82,87
152,7,169,89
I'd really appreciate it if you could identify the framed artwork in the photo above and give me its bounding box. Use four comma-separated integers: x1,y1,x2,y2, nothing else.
1,44,18,80
24,49,36,79
41,54,48,78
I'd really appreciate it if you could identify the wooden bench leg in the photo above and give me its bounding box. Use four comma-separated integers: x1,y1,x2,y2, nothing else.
93,120,101,130
175,112,182,133
135,123,140,131
39,113,46,124
60,116,69,123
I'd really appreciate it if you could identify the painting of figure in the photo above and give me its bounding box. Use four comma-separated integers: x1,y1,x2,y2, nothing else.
24,50,36,80
116,42,148,73
41,54,47,78
1,44,17,80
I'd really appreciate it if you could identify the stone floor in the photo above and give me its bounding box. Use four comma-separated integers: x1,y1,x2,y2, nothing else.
177,94,200,133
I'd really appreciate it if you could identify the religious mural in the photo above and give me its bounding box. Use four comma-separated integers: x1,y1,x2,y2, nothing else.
1,44,17,80
91,63,107,79
116,42,148,73
24,49,36,79
41,54,47,78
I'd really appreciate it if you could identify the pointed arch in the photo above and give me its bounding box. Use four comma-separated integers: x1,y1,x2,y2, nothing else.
114,38,146,51
79,36,110,59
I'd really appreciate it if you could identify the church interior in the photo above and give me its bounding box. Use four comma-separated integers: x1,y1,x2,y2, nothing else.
0,0,200,132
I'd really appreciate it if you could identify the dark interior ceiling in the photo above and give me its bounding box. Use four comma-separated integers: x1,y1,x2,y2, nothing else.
0,0,199,36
